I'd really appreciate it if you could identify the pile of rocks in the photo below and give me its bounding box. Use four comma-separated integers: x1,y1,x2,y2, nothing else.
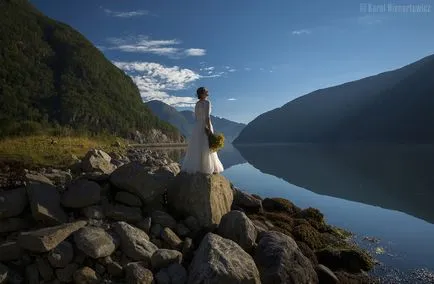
0,149,376,283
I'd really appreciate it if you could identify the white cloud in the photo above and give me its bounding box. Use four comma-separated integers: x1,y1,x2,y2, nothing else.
292,29,311,35
244,67,252,71
200,66,215,71
114,61,202,107
228,68,236,72
106,36,205,58
104,9,149,18
184,48,206,56
227,98,237,101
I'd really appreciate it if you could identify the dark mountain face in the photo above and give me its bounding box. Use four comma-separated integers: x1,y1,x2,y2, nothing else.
234,54,434,144
146,100,246,142
0,0,181,141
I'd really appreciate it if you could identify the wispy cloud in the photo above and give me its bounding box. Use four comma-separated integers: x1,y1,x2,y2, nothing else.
105,36,205,58
104,9,149,18
227,98,237,101
291,29,311,35
244,67,252,71
114,61,209,107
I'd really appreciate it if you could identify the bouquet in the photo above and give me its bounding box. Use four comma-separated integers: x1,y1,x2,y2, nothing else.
205,127,225,153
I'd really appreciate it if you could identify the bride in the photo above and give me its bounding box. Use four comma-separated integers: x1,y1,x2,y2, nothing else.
181,87,224,174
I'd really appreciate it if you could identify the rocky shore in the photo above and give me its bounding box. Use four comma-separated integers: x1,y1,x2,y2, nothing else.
0,148,377,283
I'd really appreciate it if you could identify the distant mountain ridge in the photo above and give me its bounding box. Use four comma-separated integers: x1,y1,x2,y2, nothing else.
145,100,246,142
234,54,434,144
0,0,181,142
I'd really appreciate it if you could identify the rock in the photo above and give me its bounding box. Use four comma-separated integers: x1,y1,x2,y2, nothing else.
183,216,200,232
18,220,87,252
218,210,257,252
175,223,190,238
125,262,154,284
168,173,233,228
151,249,183,270
26,183,67,225
114,221,158,262
81,149,115,174
292,223,323,250
315,248,374,273
297,241,318,266
161,228,182,250
181,237,193,259
0,263,8,284
105,203,143,223
0,187,28,219
107,261,123,277
0,217,30,233
61,180,101,208
151,211,177,230
6,270,23,284
316,264,339,284
136,217,152,234
25,173,54,185
232,188,263,213
25,263,39,284
55,263,78,283
81,206,105,219
155,269,170,284
48,241,74,268
188,233,261,284
43,170,73,186
73,266,99,284
36,257,54,281
115,191,142,207
262,198,300,214
150,224,163,237
252,220,268,235
0,241,23,261
167,263,187,284
74,226,116,258
254,231,318,284
110,162,166,210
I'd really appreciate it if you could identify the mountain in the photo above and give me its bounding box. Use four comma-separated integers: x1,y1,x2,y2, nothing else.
234,54,434,144
0,0,181,142
145,100,246,142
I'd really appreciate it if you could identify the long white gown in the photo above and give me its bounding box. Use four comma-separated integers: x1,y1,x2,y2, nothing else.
181,99,224,174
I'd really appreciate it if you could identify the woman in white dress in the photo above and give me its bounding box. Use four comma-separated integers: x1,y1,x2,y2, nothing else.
181,87,224,174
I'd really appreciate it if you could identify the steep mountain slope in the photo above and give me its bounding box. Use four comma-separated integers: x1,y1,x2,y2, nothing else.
0,0,181,142
145,100,246,142
234,54,434,144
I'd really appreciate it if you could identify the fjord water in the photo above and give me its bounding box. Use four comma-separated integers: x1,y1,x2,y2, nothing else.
177,143,434,275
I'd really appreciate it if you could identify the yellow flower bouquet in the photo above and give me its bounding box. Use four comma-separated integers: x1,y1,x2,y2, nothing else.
205,127,225,152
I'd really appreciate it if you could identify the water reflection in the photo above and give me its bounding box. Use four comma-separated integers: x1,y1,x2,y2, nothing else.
234,144,434,224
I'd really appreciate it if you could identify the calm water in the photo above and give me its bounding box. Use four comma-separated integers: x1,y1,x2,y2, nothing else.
173,143,434,281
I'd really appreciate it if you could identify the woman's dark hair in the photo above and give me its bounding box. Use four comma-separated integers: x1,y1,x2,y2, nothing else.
196,87,208,99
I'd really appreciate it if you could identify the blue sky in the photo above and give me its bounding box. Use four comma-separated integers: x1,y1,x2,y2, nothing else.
31,0,434,124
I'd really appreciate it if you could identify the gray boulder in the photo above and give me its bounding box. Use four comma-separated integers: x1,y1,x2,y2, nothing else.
115,191,142,207
125,262,154,284
168,173,233,228
161,227,182,250
61,180,101,208
151,210,177,230
151,249,182,270
73,266,100,284
18,220,87,252
0,187,28,219
232,188,263,213
26,183,67,225
218,210,257,252
114,222,158,262
188,233,261,284
105,203,143,223
254,231,318,284
81,149,115,174
81,205,105,220
74,226,116,258
48,241,74,268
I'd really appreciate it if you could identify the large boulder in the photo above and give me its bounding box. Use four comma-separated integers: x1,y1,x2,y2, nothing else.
73,266,100,284
26,183,67,225
151,249,182,270
217,210,257,252
151,210,177,230
232,188,263,213
254,231,318,284
104,203,143,223
0,187,28,219
81,149,115,174
114,222,158,263
125,262,154,284
168,173,233,228
109,162,167,210
188,233,261,284
61,180,101,208
115,191,142,207
74,226,117,259
18,221,87,252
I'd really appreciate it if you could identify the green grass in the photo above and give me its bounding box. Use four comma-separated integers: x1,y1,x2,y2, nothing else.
0,135,127,169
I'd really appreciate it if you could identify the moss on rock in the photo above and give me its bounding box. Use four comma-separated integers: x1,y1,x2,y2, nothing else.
262,198,301,214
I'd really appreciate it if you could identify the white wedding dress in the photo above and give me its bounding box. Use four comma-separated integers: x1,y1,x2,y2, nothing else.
181,99,224,174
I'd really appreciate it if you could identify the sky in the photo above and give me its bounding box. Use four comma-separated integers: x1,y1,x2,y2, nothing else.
31,0,434,124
